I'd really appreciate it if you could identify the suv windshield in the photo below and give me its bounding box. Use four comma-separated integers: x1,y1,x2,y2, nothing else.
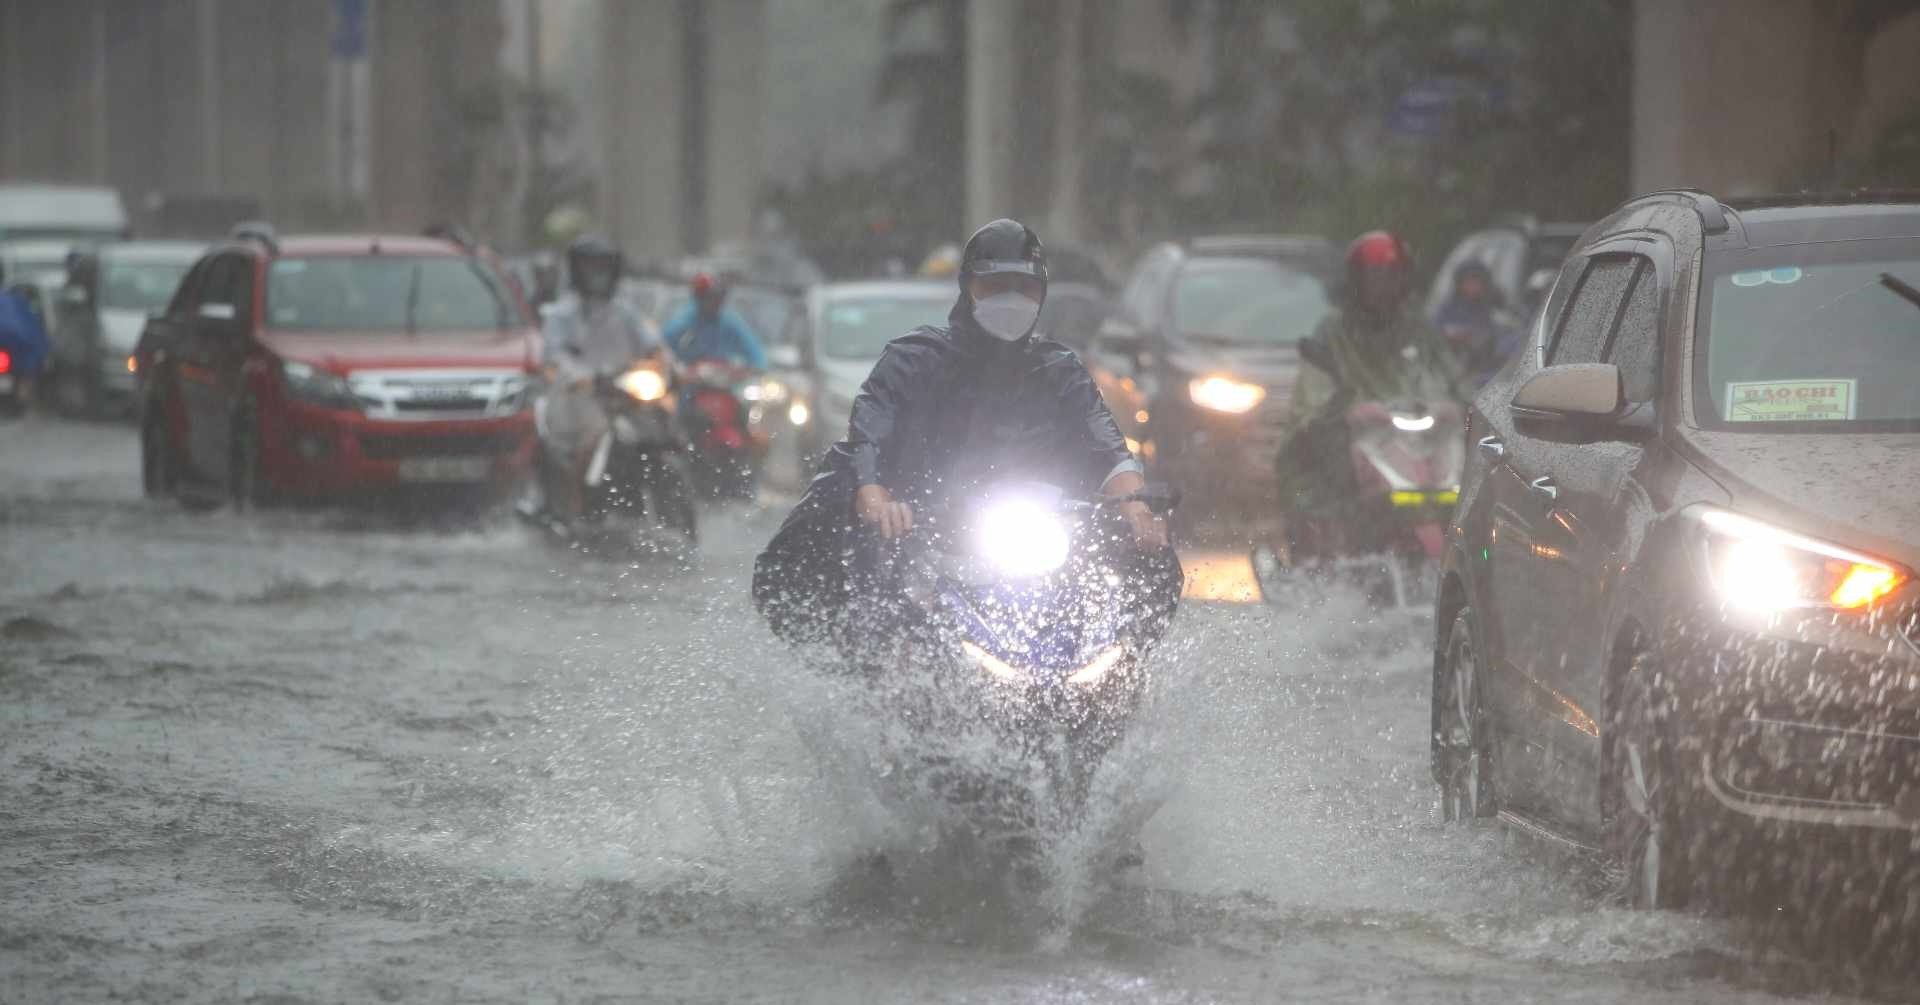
822,293,949,359
101,262,192,312
265,255,511,332
1173,258,1330,343
1700,240,1920,430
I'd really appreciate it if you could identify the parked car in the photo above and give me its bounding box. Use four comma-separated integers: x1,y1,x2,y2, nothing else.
0,183,130,244
1424,215,1587,324
1431,190,1920,909
136,226,540,509
1086,235,1336,536
49,241,203,416
779,279,953,467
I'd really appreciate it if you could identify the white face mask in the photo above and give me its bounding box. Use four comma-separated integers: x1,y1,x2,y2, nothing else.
972,292,1041,342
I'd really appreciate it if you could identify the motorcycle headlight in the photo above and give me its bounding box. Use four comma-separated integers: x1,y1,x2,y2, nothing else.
961,640,1024,682
1188,375,1266,414
1697,509,1907,613
281,360,359,410
1066,645,1125,686
1391,413,1436,432
616,366,668,403
976,497,1070,578
787,400,811,427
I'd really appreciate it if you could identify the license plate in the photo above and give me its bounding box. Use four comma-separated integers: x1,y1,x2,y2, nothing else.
0,375,13,393
397,457,492,482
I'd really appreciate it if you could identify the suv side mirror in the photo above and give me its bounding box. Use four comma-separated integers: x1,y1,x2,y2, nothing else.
1513,363,1621,419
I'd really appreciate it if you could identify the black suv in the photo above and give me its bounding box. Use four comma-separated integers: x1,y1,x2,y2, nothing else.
1088,235,1335,537
1431,191,1920,908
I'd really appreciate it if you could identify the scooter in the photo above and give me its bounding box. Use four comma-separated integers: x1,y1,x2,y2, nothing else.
1253,398,1465,611
681,358,762,500
853,481,1183,851
526,358,698,554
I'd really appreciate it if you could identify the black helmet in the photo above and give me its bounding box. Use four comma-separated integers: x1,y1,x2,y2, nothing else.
566,235,622,297
959,218,1048,292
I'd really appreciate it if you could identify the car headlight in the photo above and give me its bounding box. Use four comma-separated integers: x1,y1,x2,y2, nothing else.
281,360,358,410
1698,509,1908,613
1066,645,1125,685
616,366,668,403
1189,375,1266,414
961,640,1024,682
976,497,1071,578
496,374,532,413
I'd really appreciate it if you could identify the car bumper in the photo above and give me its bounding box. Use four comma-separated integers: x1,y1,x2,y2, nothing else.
260,403,536,498
1661,603,1920,831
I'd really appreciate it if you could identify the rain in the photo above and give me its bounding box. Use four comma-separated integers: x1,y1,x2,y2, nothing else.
5,1,1920,1002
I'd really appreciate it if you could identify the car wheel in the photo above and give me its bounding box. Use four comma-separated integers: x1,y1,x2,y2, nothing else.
1436,607,1496,821
1605,650,1691,910
229,405,269,512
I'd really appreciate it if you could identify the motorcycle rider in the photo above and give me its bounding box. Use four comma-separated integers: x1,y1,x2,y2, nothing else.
753,218,1176,649
1434,259,1520,389
661,272,768,370
1276,230,1461,555
531,235,662,530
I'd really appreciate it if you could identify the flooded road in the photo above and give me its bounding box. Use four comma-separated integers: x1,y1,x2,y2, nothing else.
0,416,1885,1002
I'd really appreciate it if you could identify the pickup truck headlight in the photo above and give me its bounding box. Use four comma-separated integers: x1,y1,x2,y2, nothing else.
1189,375,1266,414
280,360,359,410
1698,509,1907,613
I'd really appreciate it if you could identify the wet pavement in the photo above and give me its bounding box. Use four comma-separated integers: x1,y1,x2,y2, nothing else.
0,415,1896,1002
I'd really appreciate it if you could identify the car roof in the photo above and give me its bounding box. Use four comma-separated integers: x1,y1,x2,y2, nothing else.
100,240,206,263
0,239,76,261
1723,200,1920,248
1181,234,1335,260
257,234,469,257
817,279,953,300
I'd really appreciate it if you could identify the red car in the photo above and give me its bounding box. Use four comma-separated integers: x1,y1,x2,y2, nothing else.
137,228,540,508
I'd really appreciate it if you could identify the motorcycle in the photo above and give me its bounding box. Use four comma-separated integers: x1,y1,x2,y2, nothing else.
852,481,1183,852
527,357,698,553
1254,398,1465,611
681,358,762,499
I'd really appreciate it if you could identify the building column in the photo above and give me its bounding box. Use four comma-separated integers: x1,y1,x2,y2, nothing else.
965,0,1020,229
701,0,768,251
597,0,685,260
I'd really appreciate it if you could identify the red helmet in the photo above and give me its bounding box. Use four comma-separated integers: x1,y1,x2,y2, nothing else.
689,271,717,298
1344,230,1413,312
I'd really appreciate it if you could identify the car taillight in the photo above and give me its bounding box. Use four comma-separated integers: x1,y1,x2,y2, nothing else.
0,350,11,374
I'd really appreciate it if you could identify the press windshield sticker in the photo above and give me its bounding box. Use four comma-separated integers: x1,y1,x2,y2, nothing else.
1724,379,1856,422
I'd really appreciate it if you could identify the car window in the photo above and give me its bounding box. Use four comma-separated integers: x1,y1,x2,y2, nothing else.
1038,289,1108,349
1700,241,1920,427
820,294,950,359
264,255,512,332
102,261,195,313
1172,258,1331,344
1546,254,1635,366
1603,259,1660,404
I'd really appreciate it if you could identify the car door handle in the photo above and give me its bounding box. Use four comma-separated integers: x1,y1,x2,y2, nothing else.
1527,476,1558,502
1477,435,1505,459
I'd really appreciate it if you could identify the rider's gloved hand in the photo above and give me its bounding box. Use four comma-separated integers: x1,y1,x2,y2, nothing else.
854,484,914,539
1118,500,1169,552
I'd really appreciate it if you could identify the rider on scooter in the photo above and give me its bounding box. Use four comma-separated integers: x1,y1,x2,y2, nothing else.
753,218,1176,651
661,272,768,371
532,235,662,531
1276,231,1462,558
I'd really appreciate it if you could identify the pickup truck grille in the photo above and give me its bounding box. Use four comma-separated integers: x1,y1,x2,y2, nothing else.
347,369,528,421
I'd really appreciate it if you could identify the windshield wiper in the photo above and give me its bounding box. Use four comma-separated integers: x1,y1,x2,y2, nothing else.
1880,272,1920,312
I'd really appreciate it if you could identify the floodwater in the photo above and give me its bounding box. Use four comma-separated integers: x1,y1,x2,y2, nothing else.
0,415,1893,1002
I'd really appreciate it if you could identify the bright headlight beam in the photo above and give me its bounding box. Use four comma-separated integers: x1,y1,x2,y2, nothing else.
1700,509,1906,612
1391,413,1436,432
961,641,1024,681
1188,376,1266,414
976,498,1070,578
1066,645,1125,685
787,401,810,426
616,368,668,402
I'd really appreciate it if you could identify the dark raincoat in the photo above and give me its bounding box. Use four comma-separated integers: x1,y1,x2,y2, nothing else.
753,294,1151,647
